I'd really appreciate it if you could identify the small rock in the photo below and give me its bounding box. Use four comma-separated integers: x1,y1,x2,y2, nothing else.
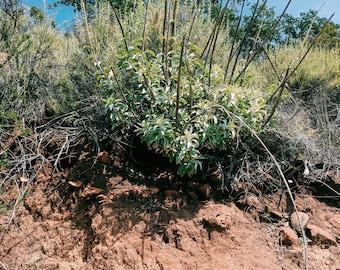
290,211,309,234
201,210,231,233
306,224,336,247
279,226,299,247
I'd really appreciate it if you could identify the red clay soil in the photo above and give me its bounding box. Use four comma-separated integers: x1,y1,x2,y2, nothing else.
0,150,339,270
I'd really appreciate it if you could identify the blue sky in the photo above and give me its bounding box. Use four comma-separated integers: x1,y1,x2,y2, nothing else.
23,0,75,29
23,0,339,29
266,0,339,23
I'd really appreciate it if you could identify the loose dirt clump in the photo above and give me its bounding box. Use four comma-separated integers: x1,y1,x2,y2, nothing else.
0,140,339,270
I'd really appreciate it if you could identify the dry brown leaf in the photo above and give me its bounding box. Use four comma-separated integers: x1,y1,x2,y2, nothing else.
107,191,119,200
19,176,29,183
150,187,160,194
326,170,340,184
142,191,150,198
68,181,83,187
80,185,104,198
78,152,89,161
165,190,178,196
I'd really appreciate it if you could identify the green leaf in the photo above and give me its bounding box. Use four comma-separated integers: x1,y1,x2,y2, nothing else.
144,50,156,57
96,74,105,81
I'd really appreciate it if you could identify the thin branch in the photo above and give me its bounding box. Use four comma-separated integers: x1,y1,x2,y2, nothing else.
109,0,128,51
186,0,202,43
208,1,229,86
233,0,292,84
170,0,178,39
141,0,149,54
162,0,168,59
223,0,245,84
228,0,259,84
175,36,185,126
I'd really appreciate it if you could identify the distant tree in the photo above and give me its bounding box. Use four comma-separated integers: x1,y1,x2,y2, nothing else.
30,6,46,22
56,0,339,48
315,22,340,48
225,4,340,50
242,2,279,46
222,1,280,55
55,0,135,17
280,10,340,48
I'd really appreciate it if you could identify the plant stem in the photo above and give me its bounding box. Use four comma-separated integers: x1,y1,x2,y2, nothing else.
229,0,259,84
223,0,244,84
233,0,292,84
109,0,128,51
141,0,149,54
208,1,229,86
175,36,185,127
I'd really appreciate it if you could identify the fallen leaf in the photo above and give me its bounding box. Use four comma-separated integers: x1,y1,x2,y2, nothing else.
80,185,104,198
78,152,89,161
19,176,29,183
151,187,160,194
68,181,83,187
165,190,178,196
107,191,119,200
142,191,150,198
326,170,340,184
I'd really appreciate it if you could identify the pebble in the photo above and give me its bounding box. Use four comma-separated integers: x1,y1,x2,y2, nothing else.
306,224,337,247
290,211,309,234
279,226,299,248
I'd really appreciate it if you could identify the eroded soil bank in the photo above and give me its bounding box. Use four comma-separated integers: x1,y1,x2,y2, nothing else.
1,146,339,270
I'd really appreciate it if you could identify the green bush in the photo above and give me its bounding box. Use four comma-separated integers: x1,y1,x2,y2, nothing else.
97,2,269,176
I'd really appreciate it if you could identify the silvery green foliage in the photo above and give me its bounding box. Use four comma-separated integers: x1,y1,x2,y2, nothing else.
98,36,268,176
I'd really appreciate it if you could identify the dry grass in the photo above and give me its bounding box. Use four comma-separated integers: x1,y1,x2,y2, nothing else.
0,52,7,65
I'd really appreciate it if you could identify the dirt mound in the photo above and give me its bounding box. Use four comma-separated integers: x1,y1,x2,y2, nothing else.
1,147,339,270
0,196,294,269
